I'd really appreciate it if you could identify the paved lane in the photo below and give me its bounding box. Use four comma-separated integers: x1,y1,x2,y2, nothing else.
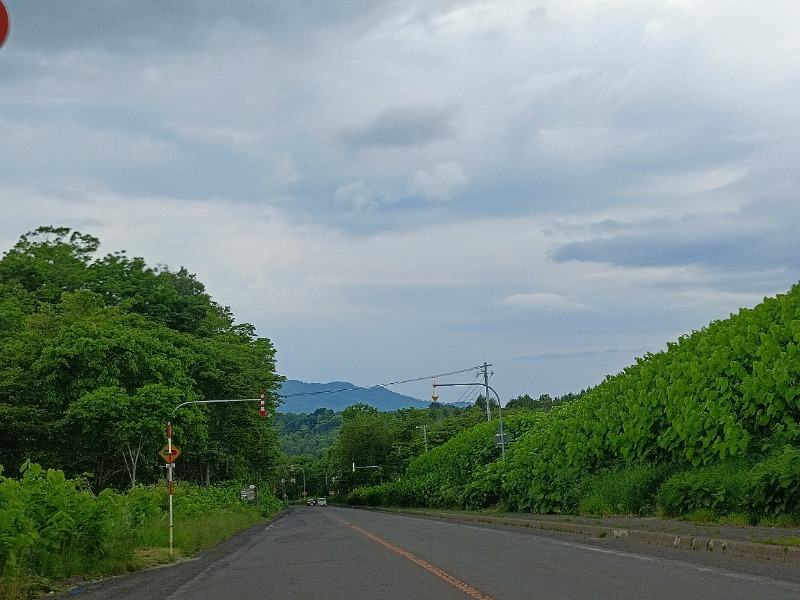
62,506,800,600
165,507,471,600
329,507,800,600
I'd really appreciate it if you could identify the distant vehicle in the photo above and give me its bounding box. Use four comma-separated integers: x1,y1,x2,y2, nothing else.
317,497,327,506
306,498,316,506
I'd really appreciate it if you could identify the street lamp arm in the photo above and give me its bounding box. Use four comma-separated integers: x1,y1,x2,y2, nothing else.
433,382,507,461
434,382,500,402
172,397,262,415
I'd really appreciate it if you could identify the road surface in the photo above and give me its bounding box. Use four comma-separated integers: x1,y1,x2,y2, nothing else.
63,506,800,599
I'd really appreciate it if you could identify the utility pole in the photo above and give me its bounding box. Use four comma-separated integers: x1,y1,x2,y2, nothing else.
481,362,492,421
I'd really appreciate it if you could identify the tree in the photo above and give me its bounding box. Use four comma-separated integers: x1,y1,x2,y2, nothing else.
65,384,193,488
0,226,99,306
0,227,284,490
333,404,394,490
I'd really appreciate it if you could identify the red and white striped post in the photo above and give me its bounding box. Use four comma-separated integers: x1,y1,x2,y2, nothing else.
165,394,266,556
167,421,174,557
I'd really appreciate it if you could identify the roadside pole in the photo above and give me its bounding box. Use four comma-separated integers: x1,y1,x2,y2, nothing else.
164,392,267,558
167,422,174,556
434,379,507,460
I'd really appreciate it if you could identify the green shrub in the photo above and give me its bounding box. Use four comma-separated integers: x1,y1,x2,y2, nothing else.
657,461,752,518
748,446,800,517
576,463,674,516
347,484,392,506
0,462,282,598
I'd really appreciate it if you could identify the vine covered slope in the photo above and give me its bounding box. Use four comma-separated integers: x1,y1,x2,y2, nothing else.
371,283,800,518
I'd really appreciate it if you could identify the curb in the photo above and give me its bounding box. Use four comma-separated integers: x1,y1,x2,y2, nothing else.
400,510,800,564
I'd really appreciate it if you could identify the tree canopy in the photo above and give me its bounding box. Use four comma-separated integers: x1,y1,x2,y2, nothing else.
0,226,283,490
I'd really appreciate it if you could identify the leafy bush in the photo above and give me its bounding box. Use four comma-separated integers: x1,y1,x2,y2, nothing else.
657,461,753,518
345,284,800,519
0,462,281,598
576,463,674,516
347,484,393,506
748,446,800,517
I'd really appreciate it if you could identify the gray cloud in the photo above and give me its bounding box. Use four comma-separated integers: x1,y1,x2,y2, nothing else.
553,234,753,269
553,222,800,273
339,105,456,149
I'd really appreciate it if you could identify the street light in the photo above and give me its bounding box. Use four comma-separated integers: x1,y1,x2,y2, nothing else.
433,381,507,460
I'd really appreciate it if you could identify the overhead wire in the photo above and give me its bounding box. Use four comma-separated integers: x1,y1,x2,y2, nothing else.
277,365,485,399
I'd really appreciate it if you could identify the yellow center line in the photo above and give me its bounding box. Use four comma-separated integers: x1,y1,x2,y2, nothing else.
328,513,495,600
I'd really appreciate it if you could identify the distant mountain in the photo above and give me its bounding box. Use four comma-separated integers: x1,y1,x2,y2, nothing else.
277,380,430,414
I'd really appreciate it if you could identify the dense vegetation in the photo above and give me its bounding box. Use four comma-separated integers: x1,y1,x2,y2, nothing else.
273,409,342,457
0,461,282,599
0,227,285,597
0,227,284,489
349,283,800,524
281,395,576,501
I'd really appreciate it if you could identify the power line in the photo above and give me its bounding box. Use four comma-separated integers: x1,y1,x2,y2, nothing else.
376,365,483,388
277,365,485,399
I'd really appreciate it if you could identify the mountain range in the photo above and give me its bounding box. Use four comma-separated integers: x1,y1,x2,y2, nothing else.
277,380,430,414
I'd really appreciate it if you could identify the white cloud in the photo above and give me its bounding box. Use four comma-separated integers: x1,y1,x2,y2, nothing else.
409,161,467,201
431,1,548,37
335,180,386,210
500,292,590,311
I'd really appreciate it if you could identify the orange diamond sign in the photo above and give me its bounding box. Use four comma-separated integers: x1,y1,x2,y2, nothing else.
159,444,181,462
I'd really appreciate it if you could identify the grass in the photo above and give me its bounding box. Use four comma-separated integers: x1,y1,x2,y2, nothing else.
752,535,800,548
1,505,274,600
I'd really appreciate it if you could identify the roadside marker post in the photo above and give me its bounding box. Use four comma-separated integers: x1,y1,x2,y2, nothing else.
164,394,270,557
166,422,175,556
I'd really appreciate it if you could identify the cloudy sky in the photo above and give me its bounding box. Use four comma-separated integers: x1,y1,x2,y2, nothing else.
1,1,799,405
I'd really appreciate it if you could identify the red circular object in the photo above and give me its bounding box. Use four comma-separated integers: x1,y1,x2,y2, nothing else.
0,1,8,49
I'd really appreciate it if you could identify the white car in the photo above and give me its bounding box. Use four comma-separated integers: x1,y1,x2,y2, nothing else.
317,497,327,506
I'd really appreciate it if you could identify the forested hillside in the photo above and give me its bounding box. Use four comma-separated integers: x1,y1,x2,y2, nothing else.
273,409,342,457
0,227,284,489
353,283,800,523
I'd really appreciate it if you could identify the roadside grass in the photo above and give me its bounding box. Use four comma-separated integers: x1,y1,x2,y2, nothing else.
137,504,268,555
1,506,273,600
752,535,800,548
574,463,673,517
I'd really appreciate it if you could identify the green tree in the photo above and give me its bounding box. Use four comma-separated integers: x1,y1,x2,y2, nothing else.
0,227,284,490
0,226,98,306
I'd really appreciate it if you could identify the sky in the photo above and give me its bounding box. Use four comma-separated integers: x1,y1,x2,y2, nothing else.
1,1,799,406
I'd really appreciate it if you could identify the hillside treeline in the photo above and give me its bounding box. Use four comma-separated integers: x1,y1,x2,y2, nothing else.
352,283,800,522
0,227,284,490
277,394,582,501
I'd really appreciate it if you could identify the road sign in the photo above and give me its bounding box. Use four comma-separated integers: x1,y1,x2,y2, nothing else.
159,444,181,462
0,1,9,48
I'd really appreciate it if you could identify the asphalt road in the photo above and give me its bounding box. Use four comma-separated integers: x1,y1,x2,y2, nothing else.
62,506,800,600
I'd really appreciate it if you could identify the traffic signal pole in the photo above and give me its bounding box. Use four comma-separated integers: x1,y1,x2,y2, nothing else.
165,392,269,557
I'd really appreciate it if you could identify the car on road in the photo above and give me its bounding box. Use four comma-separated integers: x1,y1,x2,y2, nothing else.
306,498,315,506
317,497,327,506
